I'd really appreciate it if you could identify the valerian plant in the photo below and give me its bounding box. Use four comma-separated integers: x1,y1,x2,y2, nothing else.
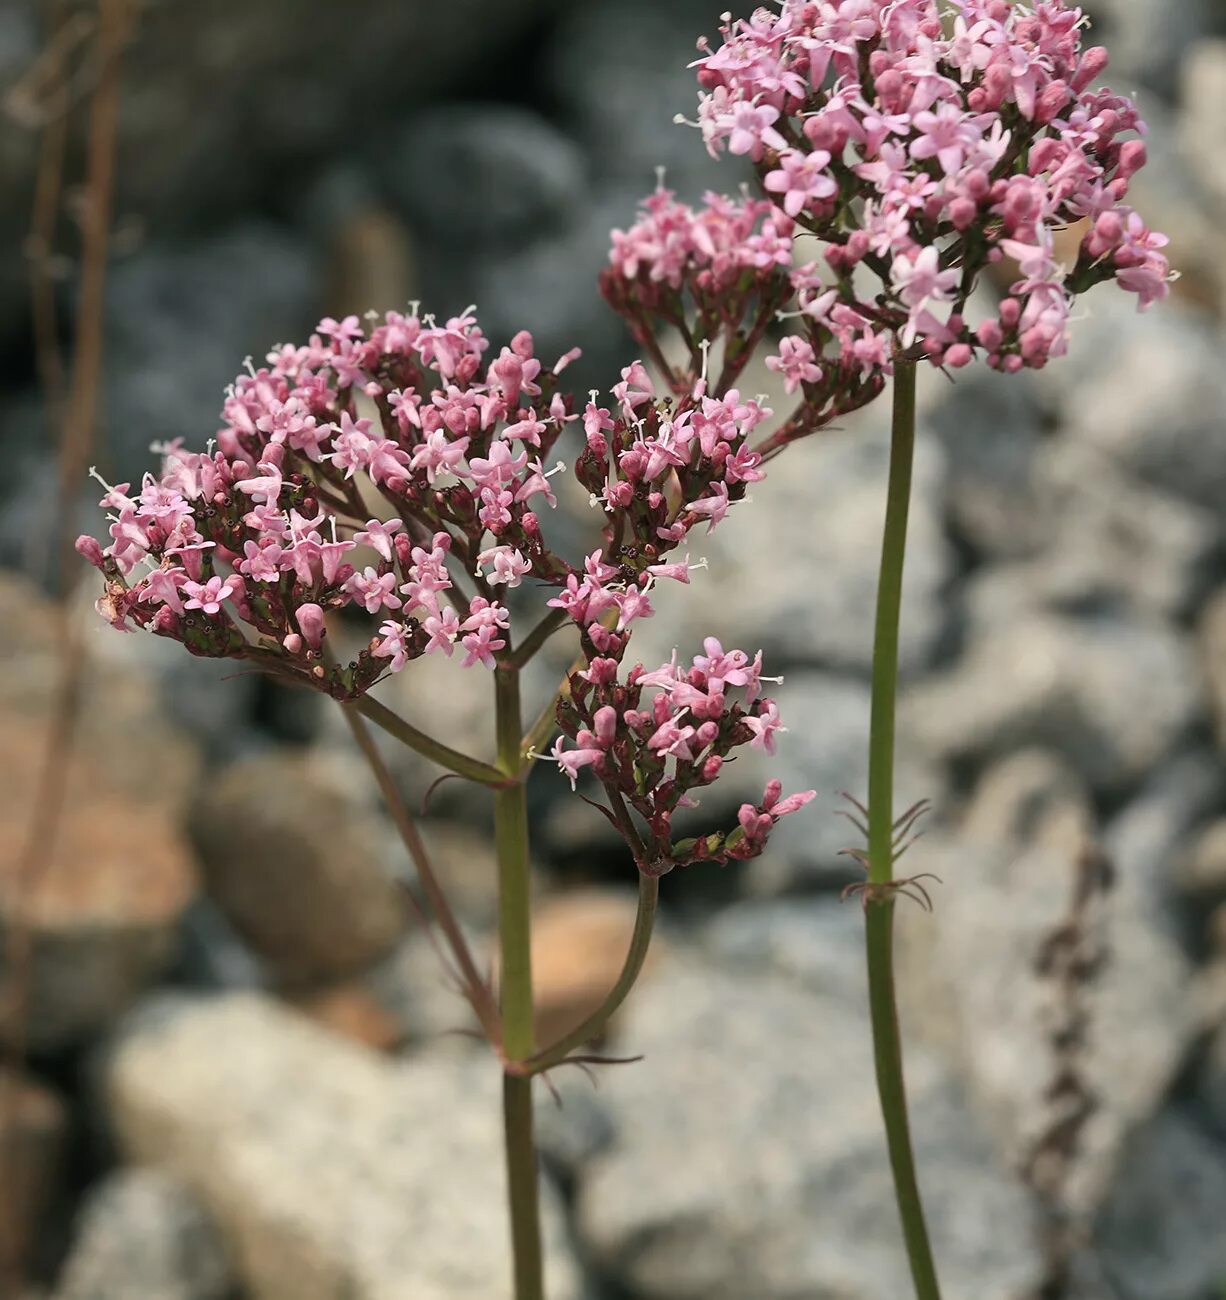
599,1,1167,1296
77,1,1169,1296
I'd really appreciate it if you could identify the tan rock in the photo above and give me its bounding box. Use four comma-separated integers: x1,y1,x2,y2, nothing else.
190,750,410,985
528,888,659,1050
0,1070,67,1279
106,993,584,1299
0,710,198,1051
290,983,406,1053
1178,819,1226,899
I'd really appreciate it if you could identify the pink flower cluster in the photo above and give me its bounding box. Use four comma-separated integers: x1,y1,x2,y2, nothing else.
77,305,815,871
548,641,815,875
79,311,588,691
603,0,1170,447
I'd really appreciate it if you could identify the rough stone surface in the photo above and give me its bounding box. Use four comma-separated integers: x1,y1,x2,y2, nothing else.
1036,302,1226,513
576,951,1042,1300
701,896,869,1004
189,750,410,986
897,752,1199,1212
900,611,1202,795
105,994,584,1300
962,442,1220,623
0,1070,67,1280
54,1169,232,1300
1095,1110,1226,1300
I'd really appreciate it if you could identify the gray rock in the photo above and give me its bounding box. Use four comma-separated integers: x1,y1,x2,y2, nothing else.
105,993,585,1300
919,360,1047,560
897,752,1199,1213
385,105,587,251
1080,0,1212,97
575,950,1043,1300
101,225,320,482
1095,1110,1226,1300
963,443,1220,624
55,1169,231,1300
1179,40,1226,216
0,0,560,338
1103,748,1224,910
701,895,869,1003
900,610,1202,796
189,749,411,986
1035,300,1226,514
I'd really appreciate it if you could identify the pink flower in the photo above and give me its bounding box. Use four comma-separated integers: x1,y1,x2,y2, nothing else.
182,575,239,616
763,148,836,217
765,336,823,395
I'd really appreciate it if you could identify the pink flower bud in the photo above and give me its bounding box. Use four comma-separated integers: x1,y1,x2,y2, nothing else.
75,535,105,568
295,603,326,650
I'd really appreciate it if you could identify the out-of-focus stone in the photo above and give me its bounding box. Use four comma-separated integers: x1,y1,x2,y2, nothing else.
1180,41,1226,216
0,708,198,1052
100,226,320,484
1080,0,1212,97
575,951,1043,1299
289,983,406,1053
900,610,1201,796
54,1168,232,1300
385,105,587,251
105,993,584,1299
963,444,1220,623
0,574,201,812
1037,302,1226,513
897,751,1198,1213
527,887,658,1048
189,749,410,986
1201,587,1226,751
0,1071,66,1281
1095,1110,1226,1300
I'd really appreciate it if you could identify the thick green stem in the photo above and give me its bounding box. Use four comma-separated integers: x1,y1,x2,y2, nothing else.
525,872,659,1075
864,359,942,1300
494,665,544,1299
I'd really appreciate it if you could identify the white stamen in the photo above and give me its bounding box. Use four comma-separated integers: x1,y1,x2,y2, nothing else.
544,460,567,479
699,338,712,384
655,165,667,190
242,355,256,378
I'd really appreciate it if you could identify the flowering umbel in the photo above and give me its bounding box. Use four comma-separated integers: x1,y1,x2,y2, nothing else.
602,0,1171,452
76,308,814,872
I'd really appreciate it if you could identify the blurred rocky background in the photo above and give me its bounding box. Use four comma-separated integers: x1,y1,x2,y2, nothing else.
2,0,1226,1296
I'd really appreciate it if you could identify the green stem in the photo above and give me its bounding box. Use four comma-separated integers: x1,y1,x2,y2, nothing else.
503,1073,544,1300
352,694,509,788
494,665,544,1299
525,872,659,1075
864,359,942,1300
